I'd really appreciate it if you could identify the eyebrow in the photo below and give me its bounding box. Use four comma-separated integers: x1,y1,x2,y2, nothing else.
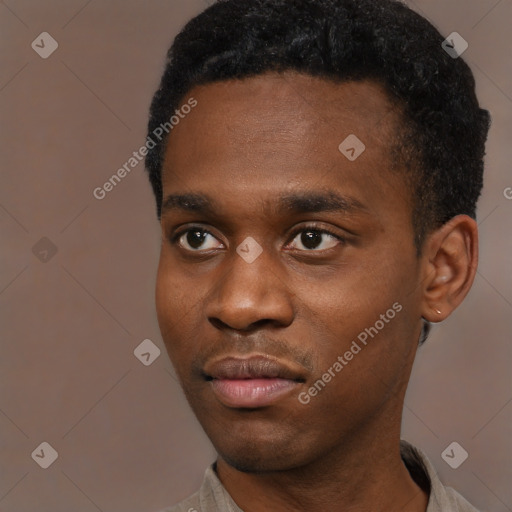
161,191,367,216
280,192,366,214
161,193,215,215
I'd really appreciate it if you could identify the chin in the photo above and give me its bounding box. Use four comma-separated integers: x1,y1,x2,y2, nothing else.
218,444,296,473
210,424,312,473
188,392,319,472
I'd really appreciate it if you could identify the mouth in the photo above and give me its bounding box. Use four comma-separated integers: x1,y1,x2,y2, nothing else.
203,355,306,408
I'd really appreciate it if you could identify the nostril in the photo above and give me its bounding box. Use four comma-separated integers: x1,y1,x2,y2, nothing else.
208,317,228,330
208,316,277,332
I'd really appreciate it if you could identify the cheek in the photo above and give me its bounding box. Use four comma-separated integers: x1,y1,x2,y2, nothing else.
301,267,403,343
155,258,175,329
155,254,193,356
298,251,418,376
155,246,198,315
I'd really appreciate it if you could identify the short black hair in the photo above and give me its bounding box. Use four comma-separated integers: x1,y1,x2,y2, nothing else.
145,0,490,250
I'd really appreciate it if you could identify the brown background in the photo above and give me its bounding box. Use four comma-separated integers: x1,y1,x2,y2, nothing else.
1,0,511,511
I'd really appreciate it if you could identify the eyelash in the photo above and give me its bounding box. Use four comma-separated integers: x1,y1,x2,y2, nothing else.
286,224,346,249
170,224,346,251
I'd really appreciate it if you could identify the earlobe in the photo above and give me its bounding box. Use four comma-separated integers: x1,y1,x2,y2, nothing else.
421,215,478,323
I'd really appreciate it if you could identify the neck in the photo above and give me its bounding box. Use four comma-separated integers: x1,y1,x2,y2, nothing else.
215,414,428,512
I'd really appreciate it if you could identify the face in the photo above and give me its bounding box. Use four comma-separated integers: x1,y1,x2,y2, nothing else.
156,72,425,472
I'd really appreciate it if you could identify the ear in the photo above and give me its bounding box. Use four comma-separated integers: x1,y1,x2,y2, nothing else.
420,215,478,323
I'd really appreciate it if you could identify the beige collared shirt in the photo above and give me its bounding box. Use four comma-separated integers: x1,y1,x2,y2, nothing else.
158,441,479,512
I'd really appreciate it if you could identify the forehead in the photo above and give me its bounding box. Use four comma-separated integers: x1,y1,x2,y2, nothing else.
162,72,410,220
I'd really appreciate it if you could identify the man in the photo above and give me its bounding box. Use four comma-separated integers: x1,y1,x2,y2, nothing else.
144,0,490,510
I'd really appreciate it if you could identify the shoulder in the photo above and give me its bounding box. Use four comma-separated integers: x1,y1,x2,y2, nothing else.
430,485,480,512
154,492,201,512
400,440,480,512
152,463,243,512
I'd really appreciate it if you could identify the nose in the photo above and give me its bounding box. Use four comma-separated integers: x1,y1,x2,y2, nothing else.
206,248,295,332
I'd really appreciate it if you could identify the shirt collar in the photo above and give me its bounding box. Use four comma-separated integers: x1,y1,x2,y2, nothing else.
195,440,470,511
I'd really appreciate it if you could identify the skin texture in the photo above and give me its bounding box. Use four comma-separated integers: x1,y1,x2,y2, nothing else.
155,72,478,512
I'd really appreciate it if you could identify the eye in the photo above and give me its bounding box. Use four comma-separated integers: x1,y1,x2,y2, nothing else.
174,228,223,251
287,227,343,251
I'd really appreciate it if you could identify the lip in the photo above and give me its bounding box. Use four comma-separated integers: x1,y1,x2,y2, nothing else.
203,355,306,408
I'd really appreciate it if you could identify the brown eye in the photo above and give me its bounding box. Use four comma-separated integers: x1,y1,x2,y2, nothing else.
177,229,222,251
300,231,323,249
289,229,342,251
187,230,207,249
